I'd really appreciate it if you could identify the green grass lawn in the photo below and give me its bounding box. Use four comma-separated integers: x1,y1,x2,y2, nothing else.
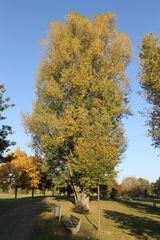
1,193,160,239
0,190,53,199
31,197,160,240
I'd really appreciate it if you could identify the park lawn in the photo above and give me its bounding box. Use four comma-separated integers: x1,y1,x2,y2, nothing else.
31,197,160,240
0,190,53,199
0,191,52,216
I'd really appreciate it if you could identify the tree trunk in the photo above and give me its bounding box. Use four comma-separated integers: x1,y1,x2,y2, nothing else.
97,186,101,231
70,181,78,204
43,188,46,197
66,160,90,210
78,192,90,211
32,188,35,198
15,186,18,199
69,181,90,211
52,187,55,197
66,162,77,203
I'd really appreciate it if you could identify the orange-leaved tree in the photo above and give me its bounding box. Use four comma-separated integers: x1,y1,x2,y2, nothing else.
0,162,12,191
10,149,29,198
25,156,42,197
0,149,42,199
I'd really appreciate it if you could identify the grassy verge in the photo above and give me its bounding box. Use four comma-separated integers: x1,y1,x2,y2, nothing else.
31,197,98,240
0,190,53,199
31,197,160,240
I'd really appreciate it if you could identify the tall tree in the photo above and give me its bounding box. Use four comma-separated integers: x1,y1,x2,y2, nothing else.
139,34,160,149
0,85,15,162
24,12,131,207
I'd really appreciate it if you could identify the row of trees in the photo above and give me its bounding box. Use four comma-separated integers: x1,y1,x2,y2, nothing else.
117,176,160,198
2,152,160,201
0,148,115,200
118,177,151,198
0,149,52,199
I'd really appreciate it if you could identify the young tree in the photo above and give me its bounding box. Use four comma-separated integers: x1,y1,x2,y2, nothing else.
24,12,131,208
0,85,15,162
25,156,42,198
139,34,160,149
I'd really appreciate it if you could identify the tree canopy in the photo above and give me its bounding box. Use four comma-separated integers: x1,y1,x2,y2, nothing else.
118,177,151,198
139,33,160,149
152,177,160,195
0,85,15,162
24,12,131,202
0,149,42,198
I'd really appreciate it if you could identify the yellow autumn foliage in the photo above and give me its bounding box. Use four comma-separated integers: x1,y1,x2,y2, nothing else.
23,12,131,189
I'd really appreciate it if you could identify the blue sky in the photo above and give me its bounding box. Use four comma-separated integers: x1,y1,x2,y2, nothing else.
0,0,159,183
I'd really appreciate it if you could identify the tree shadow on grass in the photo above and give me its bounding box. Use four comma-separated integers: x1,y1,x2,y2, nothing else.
0,197,31,216
103,209,160,239
118,199,160,216
71,205,98,232
0,196,48,216
31,201,99,240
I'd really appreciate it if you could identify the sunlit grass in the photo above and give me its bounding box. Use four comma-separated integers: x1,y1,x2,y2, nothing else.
31,197,160,240
0,190,53,199
1,192,160,239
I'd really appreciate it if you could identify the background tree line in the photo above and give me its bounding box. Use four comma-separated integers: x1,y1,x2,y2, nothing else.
117,176,160,199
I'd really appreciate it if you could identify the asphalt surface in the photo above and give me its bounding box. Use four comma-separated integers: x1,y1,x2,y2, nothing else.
0,199,42,240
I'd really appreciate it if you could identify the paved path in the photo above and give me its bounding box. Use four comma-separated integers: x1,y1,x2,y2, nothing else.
0,198,42,240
